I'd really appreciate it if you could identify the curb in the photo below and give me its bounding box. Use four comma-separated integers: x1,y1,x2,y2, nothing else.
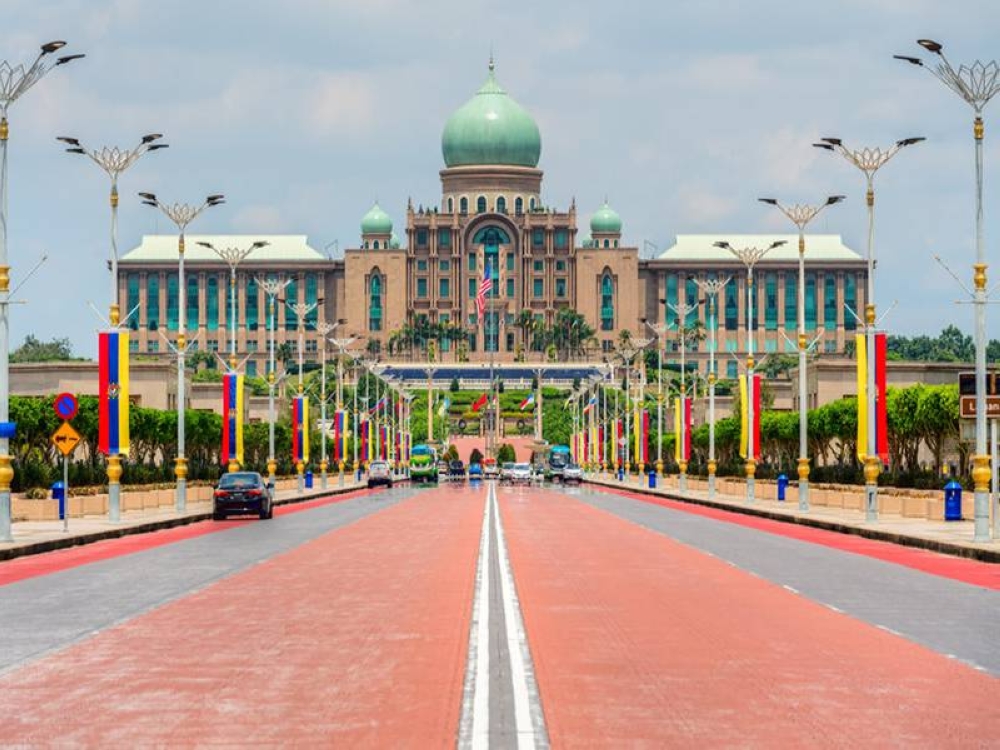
585,478,1000,564
0,482,373,563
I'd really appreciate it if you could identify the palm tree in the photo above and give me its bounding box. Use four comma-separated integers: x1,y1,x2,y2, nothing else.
514,308,534,354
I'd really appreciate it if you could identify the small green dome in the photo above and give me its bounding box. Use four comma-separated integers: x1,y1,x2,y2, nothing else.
441,62,542,168
590,202,622,234
389,233,401,249
579,232,594,248
361,202,393,235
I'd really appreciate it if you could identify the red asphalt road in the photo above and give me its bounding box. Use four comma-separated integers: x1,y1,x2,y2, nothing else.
0,485,482,747
500,487,1000,747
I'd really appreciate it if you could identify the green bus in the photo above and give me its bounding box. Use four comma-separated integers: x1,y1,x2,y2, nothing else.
410,444,438,484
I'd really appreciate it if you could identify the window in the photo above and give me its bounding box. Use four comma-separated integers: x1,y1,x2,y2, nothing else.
439,260,450,272
245,276,257,331
600,274,614,331
825,340,836,353
127,274,140,331
685,276,699,327
468,253,477,272
147,340,159,353
469,279,477,298
285,278,298,331
497,196,506,213
805,272,817,331
506,332,514,351
765,272,777,330
417,278,428,298
785,274,797,331
666,273,678,329
515,197,523,215
447,197,454,213
438,229,450,248
824,276,837,331
477,196,487,213
246,360,257,377
439,278,450,298
208,339,219,352
146,273,160,331
460,197,468,214
206,276,219,331
247,340,258,352
556,260,566,272
532,229,544,247
845,275,857,331
724,278,738,331
369,274,383,331
166,273,179,332
506,252,514,272
555,278,567,298
373,241,380,250
305,339,318,353
187,275,199,329
533,278,544,298
506,278,514,298
529,197,536,211
417,229,428,247
440,313,451,352
533,260,543,272
555,229,568,248
305,274,318,328
727,360,738,379
129,338,138,353
416,259,428,271
765,339,777,353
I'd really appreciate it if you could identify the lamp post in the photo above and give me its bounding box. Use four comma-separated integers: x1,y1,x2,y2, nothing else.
813,136,923,521
0,40,83,542
758,196,844,510
258,275,290,485
425,366,437,445
694,276,730,499
714,240,786,502
139,192,225,511
644,319,668,479
665,300,700,491
57,132,166,523
287,299,317,492
314,320,337,489
896,40,999,540
329,333,356,485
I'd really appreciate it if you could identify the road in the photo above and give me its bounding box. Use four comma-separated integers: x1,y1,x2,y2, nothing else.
0,481,997,747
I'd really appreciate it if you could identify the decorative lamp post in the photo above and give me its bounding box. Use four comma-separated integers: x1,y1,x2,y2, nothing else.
758,196,843,510
644,318,669,478
258,275,290,485
714,240,786,502
665,299,700,491
896,40,999,540
0,40,83,542
57,132,166,522
139,192,225,511
314,320,337,489
329,332,357,484
694,276,730,499
813,136,922,520
287,299,317,492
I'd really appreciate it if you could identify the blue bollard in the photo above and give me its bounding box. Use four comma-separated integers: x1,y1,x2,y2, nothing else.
944,480,962,521
777,474,788,501
51,482,66,520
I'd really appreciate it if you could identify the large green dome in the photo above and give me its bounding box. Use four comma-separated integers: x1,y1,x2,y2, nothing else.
590,201,622,234
441,62,541,168
361,202,393,235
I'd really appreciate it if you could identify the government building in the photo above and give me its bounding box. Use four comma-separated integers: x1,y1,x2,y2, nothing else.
119,62,868,381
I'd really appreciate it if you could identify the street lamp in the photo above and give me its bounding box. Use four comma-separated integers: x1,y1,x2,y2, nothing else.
758,195,844,510
813,136,922,520
896,40,999,540
665,298,700,491
286,298,317,492
140,192,225,511
0,40,83,542
57,132,166,523
329,331,356,485
694,276,730,499
644,318,668,479
714,240,786,502
196,240,267,369
257,275,290,485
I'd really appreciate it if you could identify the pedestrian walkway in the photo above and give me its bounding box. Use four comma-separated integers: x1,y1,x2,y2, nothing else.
586,474,1000,563
0,479,368,562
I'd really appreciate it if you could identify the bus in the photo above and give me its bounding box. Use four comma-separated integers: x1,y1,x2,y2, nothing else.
547,444,571,482
410,444,438,484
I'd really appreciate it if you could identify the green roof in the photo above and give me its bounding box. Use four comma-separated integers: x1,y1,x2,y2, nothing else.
121,235,325,263
590,202,622,234
441,62,541,168
660,235,863,262
361,203,393,235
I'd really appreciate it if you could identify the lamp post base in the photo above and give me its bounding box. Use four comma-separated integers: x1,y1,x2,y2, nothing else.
797,457,810,512
296,461,305,494
972,453,991,542
707,459,716,500
678,460,687,492
338,460,345,486
107,455,123,523
745,459,756,503
863,455,880,521
267,458,277,484
174,456,188,513
320,460,328,490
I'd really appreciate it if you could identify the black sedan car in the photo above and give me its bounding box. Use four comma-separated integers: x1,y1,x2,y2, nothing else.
449,460,466,479
213,471,273,520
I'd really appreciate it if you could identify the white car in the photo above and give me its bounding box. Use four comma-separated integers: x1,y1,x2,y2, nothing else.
563,464,583,484
511,463,533,484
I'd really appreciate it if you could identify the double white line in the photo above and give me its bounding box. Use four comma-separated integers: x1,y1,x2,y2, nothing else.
460,481,547,749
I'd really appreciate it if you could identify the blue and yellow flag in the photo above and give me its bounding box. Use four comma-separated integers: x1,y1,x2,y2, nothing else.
222,373,244,465
98,330,129,456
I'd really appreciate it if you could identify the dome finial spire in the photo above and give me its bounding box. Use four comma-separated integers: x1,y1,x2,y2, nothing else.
489,44,495,72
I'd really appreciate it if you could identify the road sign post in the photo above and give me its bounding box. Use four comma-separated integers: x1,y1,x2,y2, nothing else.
51,394,80,533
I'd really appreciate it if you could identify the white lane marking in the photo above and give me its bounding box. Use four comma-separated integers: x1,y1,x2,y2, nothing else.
459,491,491,749
492,481,547,749
782,584,800,595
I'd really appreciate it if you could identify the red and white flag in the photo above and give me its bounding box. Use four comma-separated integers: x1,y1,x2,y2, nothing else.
475,261,494,322
471,392,488,412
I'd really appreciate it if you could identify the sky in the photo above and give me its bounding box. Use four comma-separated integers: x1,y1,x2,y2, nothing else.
2,0,999,358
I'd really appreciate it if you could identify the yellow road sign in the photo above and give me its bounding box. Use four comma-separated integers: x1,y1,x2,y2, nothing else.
51,421,81,456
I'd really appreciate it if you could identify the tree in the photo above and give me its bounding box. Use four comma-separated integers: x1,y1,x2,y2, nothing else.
11,335,76,363
469,447,484,465
496,443,516,463
450,377,460,393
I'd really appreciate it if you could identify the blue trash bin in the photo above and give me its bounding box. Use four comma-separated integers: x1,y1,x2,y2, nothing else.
618,467,625,482
648,471,656,489
304,470,314,489
51,481,66,520
944,480,962,521
777,474,788,501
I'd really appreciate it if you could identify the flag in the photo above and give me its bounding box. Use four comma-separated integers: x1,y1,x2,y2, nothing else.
856,332,889,463
582,395,597,414
221,373,244,466
361,418,369,462
856,333,866,462
519,393,535,410
292,395,309,464
98,330,130,456
471,392,488,412
438,397,451,418
368,395,388,415
739,375,761,460
333,409,349,463
475,261,493,322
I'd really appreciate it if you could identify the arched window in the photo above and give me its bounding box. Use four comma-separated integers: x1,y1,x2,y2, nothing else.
496,196,507,214
369,273,383,332
603,239,610,248
477,195,487,213
600,273,615,331
447,197,454,213
460,196,468,215
187,275,199,329
245,275,258,331
514,196,523,215
206,276,219,332
127,274,140,331
373,240,380,250
529,197,536,211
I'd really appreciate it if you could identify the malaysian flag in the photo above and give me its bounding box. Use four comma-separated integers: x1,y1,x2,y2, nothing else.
475,261,493,322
